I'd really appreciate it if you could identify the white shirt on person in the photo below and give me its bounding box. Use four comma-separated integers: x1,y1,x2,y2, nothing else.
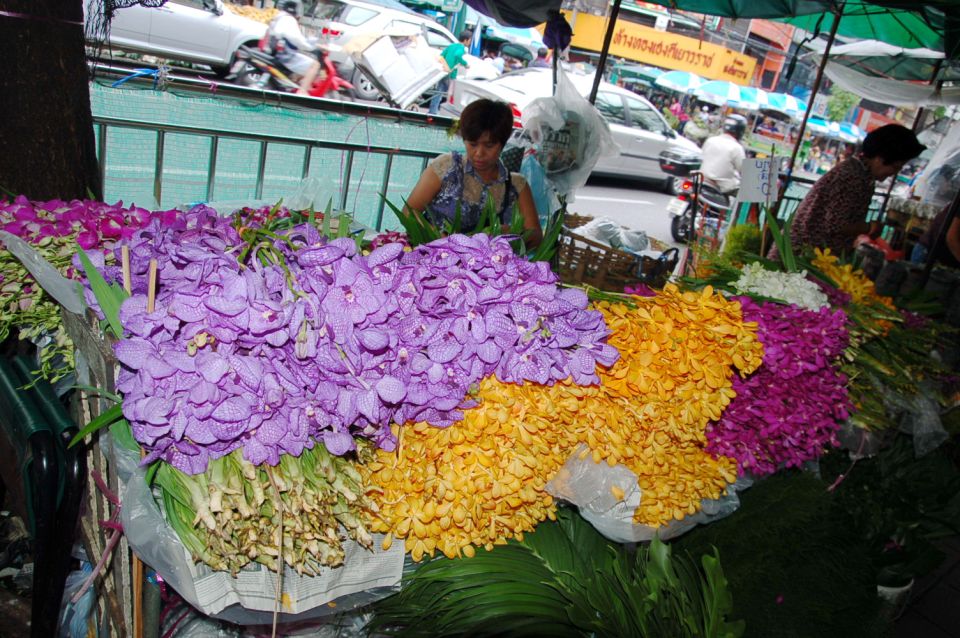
699,132,746,194
269,13,312,52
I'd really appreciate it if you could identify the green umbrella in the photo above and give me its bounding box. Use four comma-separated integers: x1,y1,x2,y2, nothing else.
637,1,959,60
613,64,666,83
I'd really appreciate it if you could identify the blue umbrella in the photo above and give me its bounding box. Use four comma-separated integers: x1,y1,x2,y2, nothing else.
654,70,703,94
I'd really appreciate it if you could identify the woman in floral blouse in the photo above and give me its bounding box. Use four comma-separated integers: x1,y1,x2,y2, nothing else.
404,99,542,247
769,124,925,260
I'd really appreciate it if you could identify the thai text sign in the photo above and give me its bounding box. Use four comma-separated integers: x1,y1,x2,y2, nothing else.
739,157,780,204
564,12,757,85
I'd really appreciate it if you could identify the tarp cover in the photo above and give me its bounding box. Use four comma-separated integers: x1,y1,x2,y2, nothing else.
818,58,960,106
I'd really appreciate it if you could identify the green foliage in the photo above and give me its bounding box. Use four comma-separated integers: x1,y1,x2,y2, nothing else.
826,89,862,124
662,107,680,130
382,194,563,264
369,507,744,638
820,433,960,587
765,212,797,272
675,472,885,638
76,245,129,338
721,224,762,264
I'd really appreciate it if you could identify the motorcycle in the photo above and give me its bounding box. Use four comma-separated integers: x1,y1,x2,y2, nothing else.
667,175,734,244
228,40,354,99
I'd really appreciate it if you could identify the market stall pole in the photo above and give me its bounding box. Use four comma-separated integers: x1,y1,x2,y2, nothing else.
587,0,623,105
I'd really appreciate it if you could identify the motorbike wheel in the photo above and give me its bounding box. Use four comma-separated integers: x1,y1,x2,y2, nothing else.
670,214,690,243
236,64,272,90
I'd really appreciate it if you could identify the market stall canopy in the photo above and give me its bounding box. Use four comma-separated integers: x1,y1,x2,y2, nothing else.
614,64,665,83
462,0,562,28
802,35,960,82
820,59,960,105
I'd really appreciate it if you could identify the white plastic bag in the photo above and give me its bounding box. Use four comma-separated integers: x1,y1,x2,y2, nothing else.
521,70,619,199
546,444,751,543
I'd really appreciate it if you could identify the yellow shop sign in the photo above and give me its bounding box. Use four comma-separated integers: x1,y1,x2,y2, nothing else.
565,12,757,85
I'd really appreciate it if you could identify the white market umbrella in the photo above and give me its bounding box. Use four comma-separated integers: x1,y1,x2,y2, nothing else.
767,93,809,120
838,121,866,143
654,70,703,94
736,86,770,111
695,80,746,106
806,116,832,136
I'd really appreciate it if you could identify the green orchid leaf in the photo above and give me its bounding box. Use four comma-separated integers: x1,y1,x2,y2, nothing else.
69,403,123,447
76,245,129,338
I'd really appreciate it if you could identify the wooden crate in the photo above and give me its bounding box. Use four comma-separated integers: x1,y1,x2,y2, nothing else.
62,309,131,638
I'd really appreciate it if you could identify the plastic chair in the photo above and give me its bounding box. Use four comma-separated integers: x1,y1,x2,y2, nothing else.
0,357,86,638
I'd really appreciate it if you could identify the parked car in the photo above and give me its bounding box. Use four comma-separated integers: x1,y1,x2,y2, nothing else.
84,0,267,76
449,67,702,193
301,0,457,100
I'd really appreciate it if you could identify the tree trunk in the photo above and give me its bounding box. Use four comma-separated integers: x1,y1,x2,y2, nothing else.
0,0,101,200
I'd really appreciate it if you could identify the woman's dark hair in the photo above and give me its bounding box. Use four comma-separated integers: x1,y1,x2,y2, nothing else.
458,99,514,146
861,124,926,164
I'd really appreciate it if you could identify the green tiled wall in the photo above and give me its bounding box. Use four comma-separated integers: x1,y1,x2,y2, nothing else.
90,82,458,230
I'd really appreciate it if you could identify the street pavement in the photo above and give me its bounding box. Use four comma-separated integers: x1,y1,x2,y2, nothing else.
568,177,681,248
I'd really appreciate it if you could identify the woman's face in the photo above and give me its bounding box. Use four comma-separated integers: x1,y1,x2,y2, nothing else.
464,132,503,174
864,155,907,180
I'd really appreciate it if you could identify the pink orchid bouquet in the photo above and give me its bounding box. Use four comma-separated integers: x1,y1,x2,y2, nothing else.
0,195,177,380
706,297,851,476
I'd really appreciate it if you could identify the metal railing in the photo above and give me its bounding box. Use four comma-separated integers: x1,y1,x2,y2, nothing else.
90,68,455,230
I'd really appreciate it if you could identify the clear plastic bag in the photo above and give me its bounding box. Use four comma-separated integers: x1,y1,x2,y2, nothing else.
58,560,97,638
545,444,751,543
519,152,558,229
520,69,619,200
837,420,884,460
899,392,948,457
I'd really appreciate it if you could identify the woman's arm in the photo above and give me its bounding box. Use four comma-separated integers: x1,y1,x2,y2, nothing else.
403,167,443,217
508,184,543,248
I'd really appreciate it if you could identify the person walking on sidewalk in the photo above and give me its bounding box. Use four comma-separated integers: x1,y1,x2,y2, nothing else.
429,30,472,115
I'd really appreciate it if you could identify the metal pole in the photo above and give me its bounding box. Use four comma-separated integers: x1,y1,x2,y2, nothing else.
878,59,944,224
154,130,166,208
588,0,623,105
778,3,844,205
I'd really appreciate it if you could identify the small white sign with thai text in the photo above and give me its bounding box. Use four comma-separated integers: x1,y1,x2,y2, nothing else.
739,157,779,204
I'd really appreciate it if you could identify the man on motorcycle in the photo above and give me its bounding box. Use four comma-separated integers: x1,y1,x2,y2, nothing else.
699,114,747,201
266,0,321,95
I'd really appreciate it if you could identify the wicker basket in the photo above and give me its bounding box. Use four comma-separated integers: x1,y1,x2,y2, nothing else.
556,228,641,292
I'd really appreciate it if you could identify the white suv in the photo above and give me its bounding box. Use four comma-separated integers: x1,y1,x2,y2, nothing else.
84,0,267,76
301,0,457,100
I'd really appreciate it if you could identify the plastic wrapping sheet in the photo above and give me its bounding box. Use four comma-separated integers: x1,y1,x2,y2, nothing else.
899,390,948,457
546,444,751,543
112,439,404,625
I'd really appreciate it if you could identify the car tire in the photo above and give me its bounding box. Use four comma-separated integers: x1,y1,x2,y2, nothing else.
670,214,689,243
351,68,381,101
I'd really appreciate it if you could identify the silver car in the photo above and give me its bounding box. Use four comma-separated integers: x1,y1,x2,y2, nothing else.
84,0,267,76
450,67,701,193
